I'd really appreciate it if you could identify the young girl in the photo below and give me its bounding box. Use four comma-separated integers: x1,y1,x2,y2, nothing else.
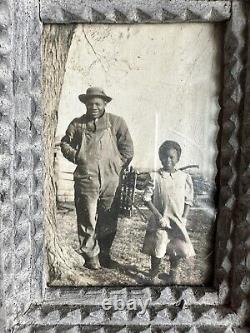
142,140,195,283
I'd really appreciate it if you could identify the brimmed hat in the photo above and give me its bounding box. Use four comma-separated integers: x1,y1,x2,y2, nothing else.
78,87,112,104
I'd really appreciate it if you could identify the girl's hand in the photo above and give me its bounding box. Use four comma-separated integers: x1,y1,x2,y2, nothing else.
158,217,171,229
182,216,187,226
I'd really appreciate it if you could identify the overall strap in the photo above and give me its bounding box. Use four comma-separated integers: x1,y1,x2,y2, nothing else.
106,114,120,155
105,112,112,129
106,114,114,139
92,113,112,143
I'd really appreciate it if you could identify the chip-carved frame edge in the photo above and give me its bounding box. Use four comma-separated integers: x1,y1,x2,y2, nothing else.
0,0,249,332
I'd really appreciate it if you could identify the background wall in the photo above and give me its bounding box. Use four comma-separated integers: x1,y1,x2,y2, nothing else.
56,23,223,201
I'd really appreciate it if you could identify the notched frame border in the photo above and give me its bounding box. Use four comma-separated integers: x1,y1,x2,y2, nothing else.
0,0,249,332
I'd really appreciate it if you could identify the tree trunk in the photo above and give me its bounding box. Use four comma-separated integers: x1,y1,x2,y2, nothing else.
43,24,86,284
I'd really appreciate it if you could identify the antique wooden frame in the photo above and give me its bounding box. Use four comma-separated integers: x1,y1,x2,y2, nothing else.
0,0,250,331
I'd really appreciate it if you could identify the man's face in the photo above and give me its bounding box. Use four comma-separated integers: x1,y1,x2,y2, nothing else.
160,148,179,172
85,97,107,119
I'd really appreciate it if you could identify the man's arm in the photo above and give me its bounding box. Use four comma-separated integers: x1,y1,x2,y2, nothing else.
60,120,78,164
116,117,134,166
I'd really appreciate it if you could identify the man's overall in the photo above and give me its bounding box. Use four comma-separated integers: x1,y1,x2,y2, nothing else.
61,112,134,266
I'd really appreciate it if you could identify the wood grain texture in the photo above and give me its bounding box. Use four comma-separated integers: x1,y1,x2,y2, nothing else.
0,0,14,329
231,2,250,324
0,0,250,331
40,0,232,23
42,24,87,287
214,0,247,306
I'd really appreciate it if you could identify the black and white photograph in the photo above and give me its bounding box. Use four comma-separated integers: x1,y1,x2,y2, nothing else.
48,23,223,286
3,0,250,331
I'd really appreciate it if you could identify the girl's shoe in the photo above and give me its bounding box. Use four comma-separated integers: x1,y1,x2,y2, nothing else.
150,274,164,285
147,256,163,285
158,270,176,284
145,269,163,285
150,256,161,275
148,267,159,278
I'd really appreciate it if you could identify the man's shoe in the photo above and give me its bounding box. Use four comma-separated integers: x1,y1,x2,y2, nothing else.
85,256,101,270
99,254,116,269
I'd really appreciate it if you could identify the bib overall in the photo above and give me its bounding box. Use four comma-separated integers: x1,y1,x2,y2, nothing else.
74,114,123,259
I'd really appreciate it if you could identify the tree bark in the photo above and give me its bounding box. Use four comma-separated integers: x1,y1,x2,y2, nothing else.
43,24,86,284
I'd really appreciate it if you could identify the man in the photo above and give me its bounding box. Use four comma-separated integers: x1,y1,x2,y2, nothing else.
60,87,134,270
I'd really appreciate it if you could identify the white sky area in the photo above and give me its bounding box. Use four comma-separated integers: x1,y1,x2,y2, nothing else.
57,24,222,182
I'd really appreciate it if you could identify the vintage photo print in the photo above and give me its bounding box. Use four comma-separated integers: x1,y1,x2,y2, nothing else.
48,23,223,286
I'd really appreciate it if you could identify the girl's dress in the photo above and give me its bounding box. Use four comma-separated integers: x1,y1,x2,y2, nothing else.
142,168,195,259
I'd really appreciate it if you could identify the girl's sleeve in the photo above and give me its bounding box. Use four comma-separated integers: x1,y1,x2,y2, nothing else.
185,174,194,206
143,172,155,202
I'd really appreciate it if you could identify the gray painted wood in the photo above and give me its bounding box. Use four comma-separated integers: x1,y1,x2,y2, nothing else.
40,0,232,23
0,0,249,331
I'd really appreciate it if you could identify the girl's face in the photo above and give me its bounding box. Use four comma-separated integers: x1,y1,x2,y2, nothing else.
160,148,179,172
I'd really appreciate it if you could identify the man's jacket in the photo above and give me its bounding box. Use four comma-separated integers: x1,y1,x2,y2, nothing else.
60,112,134,180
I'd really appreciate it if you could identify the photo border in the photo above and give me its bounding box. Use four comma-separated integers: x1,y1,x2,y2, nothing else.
0,0,249,331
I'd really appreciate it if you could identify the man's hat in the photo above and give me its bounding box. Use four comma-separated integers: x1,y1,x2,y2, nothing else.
78,87,112,104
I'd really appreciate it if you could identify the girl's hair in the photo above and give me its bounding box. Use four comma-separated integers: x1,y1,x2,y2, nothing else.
159,140,182,160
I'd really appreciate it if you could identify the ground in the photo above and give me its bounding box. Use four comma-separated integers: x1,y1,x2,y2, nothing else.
51,198,215,287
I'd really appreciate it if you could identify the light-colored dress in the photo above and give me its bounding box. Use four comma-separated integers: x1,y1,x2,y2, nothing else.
142,169,196,259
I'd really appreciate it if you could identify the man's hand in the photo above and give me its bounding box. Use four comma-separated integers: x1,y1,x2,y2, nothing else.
158,216,171,229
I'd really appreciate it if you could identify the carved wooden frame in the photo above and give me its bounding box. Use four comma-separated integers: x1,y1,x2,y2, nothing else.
0,0,249,331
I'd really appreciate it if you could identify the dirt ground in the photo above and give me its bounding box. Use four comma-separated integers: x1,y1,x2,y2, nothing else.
52,199,216,287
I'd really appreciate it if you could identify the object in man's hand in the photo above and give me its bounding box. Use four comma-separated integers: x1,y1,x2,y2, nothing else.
136,172,151,190
119,166,137,217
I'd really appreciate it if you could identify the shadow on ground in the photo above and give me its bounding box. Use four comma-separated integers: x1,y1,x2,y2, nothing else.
51,198,215,287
